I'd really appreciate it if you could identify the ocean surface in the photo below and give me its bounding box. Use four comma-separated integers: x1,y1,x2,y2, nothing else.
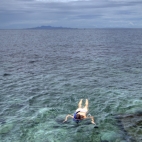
0,29,142,142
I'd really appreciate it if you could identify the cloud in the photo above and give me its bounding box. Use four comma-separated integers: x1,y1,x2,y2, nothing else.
36,0,90,2
0,0,142,28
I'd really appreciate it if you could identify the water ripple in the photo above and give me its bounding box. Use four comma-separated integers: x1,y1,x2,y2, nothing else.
0,29,142,142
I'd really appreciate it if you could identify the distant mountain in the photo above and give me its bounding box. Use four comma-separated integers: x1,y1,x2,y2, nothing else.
29,25,75,29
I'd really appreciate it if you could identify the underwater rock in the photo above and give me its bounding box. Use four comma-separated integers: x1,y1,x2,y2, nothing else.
115,111,142,142
100,131,118,142
29,60,37,64
0,123,14,134
3,73,11,76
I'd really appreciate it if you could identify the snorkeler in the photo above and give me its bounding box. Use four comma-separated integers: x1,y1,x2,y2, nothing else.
63,99,96,125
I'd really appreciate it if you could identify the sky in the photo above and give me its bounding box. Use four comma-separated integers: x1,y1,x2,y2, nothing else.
0,0,142,29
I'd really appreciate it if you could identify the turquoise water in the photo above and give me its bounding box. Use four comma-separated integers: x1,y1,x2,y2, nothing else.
0,29,142,142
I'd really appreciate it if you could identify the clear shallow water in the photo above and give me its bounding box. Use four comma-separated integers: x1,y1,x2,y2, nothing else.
0,29,142,142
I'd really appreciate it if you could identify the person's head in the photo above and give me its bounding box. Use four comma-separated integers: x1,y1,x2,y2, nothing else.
76,114,84,119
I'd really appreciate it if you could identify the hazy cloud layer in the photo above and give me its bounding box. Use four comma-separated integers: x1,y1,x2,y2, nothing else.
0,0,142,28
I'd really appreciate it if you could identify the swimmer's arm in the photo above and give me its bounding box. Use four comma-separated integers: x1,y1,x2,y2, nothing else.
63,115,73,123
86,116,96,124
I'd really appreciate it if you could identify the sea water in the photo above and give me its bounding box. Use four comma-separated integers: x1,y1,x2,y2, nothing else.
0,29,142,142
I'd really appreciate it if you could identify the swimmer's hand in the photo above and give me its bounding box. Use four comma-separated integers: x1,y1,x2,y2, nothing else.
91,120,96,125
63,115,73,123
87,115,96,125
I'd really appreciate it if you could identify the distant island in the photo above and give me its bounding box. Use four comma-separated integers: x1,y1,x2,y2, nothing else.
29,25,76,29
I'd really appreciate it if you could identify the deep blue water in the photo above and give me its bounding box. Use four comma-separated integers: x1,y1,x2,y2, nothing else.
0,29,142,142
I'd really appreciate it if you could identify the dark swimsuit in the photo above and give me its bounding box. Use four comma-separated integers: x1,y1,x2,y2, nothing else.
73,111,81,123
